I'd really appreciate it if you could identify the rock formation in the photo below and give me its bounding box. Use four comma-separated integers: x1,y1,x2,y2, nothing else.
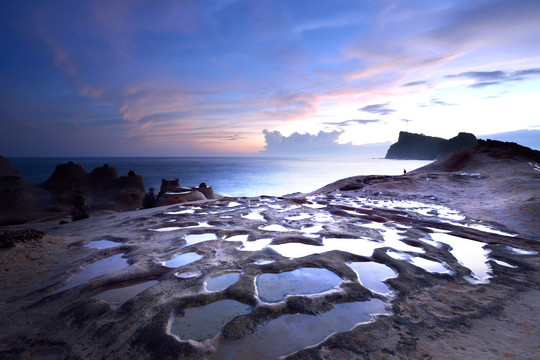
0,156,46,218
1,139,538,359
385,131,477,160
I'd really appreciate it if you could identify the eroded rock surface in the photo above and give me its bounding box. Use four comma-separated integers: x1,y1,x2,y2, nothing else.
0,189,538,359
0,141,539,359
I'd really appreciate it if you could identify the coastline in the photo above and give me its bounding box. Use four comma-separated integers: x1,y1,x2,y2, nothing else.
1,141,539,359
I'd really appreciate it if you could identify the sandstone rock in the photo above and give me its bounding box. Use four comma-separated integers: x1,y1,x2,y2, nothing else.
195,183,215,199
88,164,119,193
115,188,146,211
160,178,181,193
42,161,87,192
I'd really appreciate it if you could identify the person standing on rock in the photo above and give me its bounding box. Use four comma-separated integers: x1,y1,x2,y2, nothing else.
142,188,157,208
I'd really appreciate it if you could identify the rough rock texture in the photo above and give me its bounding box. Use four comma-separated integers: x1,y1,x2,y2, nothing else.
385,131,477,160
0,141,538,359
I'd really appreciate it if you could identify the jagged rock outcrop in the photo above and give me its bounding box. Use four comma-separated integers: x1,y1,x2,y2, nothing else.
385,132,477,160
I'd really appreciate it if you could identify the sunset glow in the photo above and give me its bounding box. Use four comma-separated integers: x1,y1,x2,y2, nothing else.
1,0,539,156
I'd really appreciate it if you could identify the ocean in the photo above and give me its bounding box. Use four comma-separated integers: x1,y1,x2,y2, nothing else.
7,157,431,197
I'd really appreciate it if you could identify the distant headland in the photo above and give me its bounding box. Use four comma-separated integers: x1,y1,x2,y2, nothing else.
385,131,478,160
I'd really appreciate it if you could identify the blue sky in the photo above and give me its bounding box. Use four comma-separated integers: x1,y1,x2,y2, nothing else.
1,0,539,157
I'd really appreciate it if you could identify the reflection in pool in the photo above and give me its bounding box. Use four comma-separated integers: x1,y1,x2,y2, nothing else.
347,262,397,293
54,253,129,293
185,233,218,246
206,272,241,292
93,280,158,306
256,268,341,303
269,237,382,258
170,300,252,341
85,240,122,249
210,299,388,359
164,252,203,268
429,232,491,282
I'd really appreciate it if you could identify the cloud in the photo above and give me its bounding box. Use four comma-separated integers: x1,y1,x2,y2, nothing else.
358,103,395,115
324,119,380,127
445,67,540,88
260,130,389,157
403,81,427,87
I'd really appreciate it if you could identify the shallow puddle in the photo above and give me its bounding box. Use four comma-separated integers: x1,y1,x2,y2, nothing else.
430,232,491,282
164,209,195,215
270,237,381,258
164,252,203,268
260,224,293,232
256,268,341,303
54,253,129,293
170,300,252,341
239,238,272,252
210,299,388,359
241,211,265,221
185,233,218,246
206,272,241,292
224,234,249,242
409,257,452,274
85,240,121,249
93,280,158,306
347,262,397,293
361,223,424,253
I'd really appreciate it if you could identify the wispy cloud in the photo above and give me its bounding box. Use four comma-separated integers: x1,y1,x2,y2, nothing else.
358,103,395,116
446,67,540,88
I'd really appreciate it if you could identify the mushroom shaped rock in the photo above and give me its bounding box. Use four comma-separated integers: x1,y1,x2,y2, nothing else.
88,164,119,193
43,161,88,192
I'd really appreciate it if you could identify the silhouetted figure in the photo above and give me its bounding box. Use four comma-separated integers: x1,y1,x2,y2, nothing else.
128,170,135,177
71,195,89,221
142,187,157,209
199,182,207,188
403,169,407,175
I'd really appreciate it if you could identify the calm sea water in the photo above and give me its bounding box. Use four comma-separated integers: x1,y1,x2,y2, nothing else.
8,157,431,197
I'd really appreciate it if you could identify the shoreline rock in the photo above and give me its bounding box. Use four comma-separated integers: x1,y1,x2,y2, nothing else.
0,140,538,359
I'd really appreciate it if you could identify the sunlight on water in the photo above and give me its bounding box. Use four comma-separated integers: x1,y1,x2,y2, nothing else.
270,237,382,258
430,232,491,282
184,233,218,246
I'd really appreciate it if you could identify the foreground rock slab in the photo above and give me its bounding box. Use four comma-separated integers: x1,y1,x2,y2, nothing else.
1,140,539,359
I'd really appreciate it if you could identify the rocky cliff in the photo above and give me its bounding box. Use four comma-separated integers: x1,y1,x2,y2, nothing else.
385,131,477,160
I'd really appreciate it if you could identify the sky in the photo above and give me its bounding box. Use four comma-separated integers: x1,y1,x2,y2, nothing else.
1,0,539,157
